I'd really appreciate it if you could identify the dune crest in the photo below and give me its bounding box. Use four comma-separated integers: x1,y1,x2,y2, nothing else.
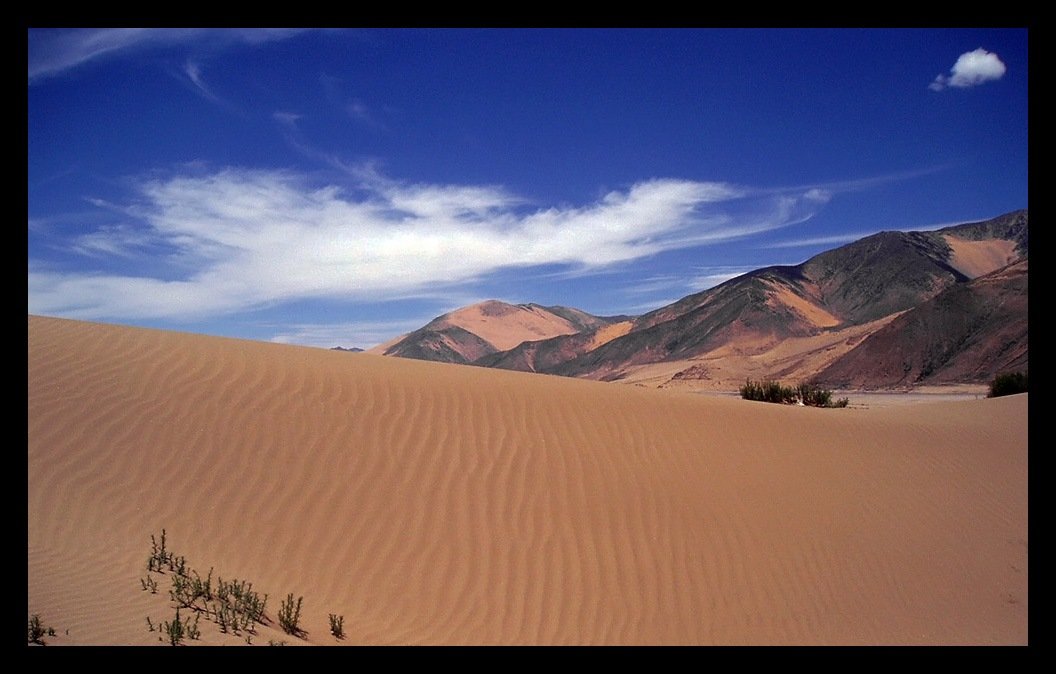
28,315,1027,645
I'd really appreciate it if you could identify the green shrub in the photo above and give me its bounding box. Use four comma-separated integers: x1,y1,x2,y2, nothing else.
329,613,345,639
162,608,186,646
740,378,847,408
191,567,213,602
148,529,171,573
988,371,1027,398
170,573,197,609
278,593,304,636
139,529,282,642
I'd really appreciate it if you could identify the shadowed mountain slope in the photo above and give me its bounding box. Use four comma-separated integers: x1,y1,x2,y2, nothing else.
815,259,1027,389
380,210,1027,388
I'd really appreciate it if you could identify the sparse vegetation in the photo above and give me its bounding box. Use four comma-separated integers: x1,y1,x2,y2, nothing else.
191,568,214,602
28,614,47,645
148,529,171,573
162,607,187,646
170,573,197,608
141,530,272,645
988,371,1027,398
278,594,304,636
329,613,345,639
739,378,848,408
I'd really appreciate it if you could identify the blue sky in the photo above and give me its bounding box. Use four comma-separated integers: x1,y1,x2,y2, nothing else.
28,28,1028,348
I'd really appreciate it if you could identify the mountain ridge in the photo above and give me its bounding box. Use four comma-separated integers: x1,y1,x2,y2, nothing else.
375,209,1027,389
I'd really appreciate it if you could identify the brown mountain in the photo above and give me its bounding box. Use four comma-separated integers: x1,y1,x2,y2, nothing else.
375,300,623,365
486,210,1027,387
814,259,1027,389
379,210,1026,389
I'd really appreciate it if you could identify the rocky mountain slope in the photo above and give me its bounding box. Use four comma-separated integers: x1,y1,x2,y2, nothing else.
377,210,1027,389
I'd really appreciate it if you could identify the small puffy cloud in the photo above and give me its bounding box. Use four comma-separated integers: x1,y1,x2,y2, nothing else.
28,168,831,322
930,48,1006,91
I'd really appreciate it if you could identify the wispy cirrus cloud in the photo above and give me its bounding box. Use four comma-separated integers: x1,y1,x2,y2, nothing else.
764,232,874,249
182,60,223,104
28,167,830,322
347,100,385,130
929,48,1007,91
268,318,435,350
764,217,987,249
28,28,308,83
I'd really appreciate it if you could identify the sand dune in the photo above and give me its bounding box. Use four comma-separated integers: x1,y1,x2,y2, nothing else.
28,315,1027,645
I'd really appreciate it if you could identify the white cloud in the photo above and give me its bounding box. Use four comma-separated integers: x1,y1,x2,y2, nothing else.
930,48,1007,91
765,216,990,249
687,266,767,290
347,100,385,130
28,28,307,83
269,318,432,349
273,111,302,127
765,232,873,249
70,223,161,258
28,168,829,322
182,60,222,104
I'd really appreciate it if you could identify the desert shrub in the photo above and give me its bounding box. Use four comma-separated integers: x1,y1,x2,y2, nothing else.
170,555,187,577
243,590,268,626
148,529,172,573
162,608,186,646
214,576,267,632
170,573,197,609
988,371,1027,398
141,575,159,594
797,383,832,407
213,604,234,638
329,613,345,639
191,567,213,602
140,529,274,641
28,615,47,645
740,378,846,408
740,378,795,404
278,594,304,636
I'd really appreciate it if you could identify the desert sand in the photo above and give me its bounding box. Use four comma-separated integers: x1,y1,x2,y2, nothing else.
28,315,1027,645
944,235,1019,280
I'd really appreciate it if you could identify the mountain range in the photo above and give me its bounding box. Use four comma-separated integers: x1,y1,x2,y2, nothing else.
370,210,1027,390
